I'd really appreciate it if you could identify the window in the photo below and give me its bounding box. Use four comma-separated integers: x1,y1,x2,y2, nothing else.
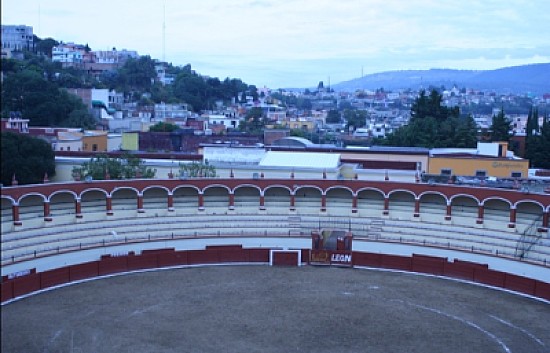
92,144,98,151
511,172,522,178
440,169,452,176
475,170,486,177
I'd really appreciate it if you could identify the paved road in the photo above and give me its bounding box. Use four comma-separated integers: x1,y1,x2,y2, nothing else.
2,265,549,353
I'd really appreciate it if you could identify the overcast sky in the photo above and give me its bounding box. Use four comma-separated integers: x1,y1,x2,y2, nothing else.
3,0,550,88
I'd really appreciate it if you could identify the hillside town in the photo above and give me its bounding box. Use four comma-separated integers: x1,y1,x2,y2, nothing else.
2,5,550,350
2,24,550,189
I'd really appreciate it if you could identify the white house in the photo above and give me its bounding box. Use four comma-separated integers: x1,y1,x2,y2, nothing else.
52,42,86,67
207,114,241,130
54,131,83,152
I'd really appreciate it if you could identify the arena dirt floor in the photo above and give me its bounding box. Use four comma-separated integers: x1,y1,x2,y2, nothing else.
2,265,549,353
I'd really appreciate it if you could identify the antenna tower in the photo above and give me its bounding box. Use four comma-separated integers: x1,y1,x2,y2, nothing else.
163,1,166,62
38,3,41,35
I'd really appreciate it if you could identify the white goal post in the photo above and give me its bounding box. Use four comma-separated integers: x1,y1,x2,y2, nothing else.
269,249,302,266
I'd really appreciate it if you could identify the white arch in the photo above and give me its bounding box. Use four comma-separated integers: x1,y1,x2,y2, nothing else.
48,189,78,202
294,185,324,196
325,185,354,196
263,185,293,196
142,185,171,195
481,197,512,208
388,189,417,199
1,195,16,206
17,192,47,204
418,191,450,205
449,193,481,206
513,199,545,211
233,184,262,195
79,188,109,199
172,185,201,195
202,184,231,194
110,186,140,197
356,187,385,198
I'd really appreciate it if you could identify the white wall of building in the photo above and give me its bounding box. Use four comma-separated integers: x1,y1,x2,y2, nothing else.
107,134,122,151
477,142,500,157
203,146,266,164
208,115,241,130
1,25,34,51
55,140,82,152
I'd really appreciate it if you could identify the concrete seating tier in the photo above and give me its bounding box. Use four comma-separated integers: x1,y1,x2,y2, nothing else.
1,214,310,264
2,197,548,267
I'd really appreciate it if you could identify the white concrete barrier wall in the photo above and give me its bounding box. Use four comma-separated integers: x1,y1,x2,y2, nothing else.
2,236,548,285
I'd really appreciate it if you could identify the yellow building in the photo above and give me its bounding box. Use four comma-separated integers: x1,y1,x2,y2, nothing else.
82,130,108,152
428,142,529,178
280,118,317,131
428,157,528,178
121,132,139,151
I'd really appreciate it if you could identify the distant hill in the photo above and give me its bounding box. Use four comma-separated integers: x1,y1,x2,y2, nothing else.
330,63,550,95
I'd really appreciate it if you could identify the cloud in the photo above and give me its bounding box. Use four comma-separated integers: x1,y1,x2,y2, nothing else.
2,0,549,87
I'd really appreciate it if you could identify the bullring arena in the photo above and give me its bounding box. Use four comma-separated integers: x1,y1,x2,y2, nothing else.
1,178,550,352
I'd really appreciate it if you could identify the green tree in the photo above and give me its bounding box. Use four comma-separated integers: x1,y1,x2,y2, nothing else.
0,58,21,74
1,70,94,128
121,56,157,90
239,107,268,135
149,122,179,132
526,107,540,137
178,161,216,178
33,36,59,58
326,109,341,124
172,69,209,111
344,109,367,131
529,114,550,168
221,77,247,102
62,109,97,130
296,97,312,110
385,116,438,147
1,132,56,186
248,85,259,102
525,107,539,162
379,89,476,148
411,89,460,122
104,56,157,95
73,154,156,180
453,115,478,148
150,82,175,104
490,109,512,142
